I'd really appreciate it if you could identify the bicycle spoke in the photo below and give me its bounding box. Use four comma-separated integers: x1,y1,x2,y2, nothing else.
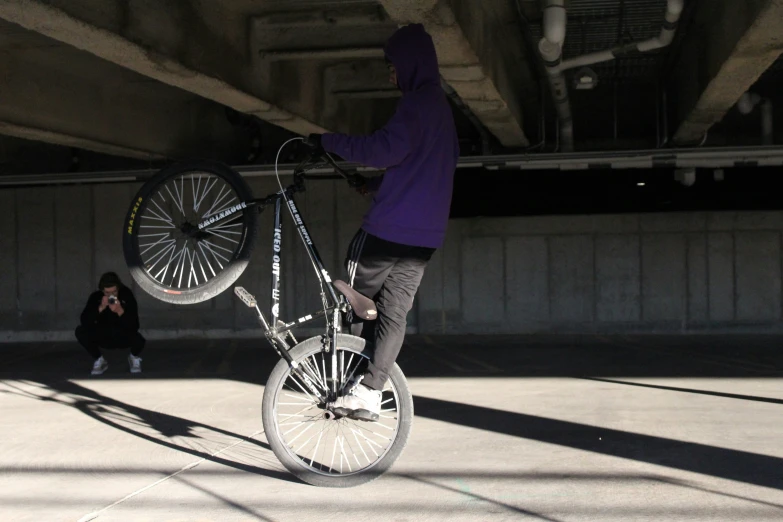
329,436,338,473
348,419,393,442
206,229,240,245
186,248,197,288
351,425,386,450
172,176,185,217
191,174,200,213
302,357,327,392
155,241,181,282
200,241,228,268
274,348,402,478
202,193,239,220
149,200,175,225
311,355,329,391
174,245,188,288
193,176,214,212
141,215,175,226
203,198,240,220
197,242,218,276
341,354,362,392
202,184,230,219
165,185,184,216
140,236,175,256
202,239,234,255
194,248,209,283
309,431,325,467
287,374,319,405
281,403,320,420
351,428,373,463
337,436,352,473
294,423,329,455
145,241,176,272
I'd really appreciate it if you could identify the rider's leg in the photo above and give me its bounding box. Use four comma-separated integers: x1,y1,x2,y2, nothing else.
344,229,395,343
362,251,432,390
344,229,435,389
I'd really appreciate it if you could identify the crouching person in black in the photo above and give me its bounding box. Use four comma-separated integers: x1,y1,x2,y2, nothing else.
75,272,145,375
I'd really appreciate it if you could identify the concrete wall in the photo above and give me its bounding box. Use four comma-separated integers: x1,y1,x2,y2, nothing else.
420,212,783,334
3,181,783,340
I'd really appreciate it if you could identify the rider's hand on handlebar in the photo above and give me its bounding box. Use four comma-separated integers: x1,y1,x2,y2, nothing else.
302,133,324,153
347,173,370,196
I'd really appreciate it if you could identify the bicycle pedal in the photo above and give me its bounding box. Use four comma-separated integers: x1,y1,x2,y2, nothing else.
234,286,257,307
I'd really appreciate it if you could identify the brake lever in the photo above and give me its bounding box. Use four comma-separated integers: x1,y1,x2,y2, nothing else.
317,152,351,179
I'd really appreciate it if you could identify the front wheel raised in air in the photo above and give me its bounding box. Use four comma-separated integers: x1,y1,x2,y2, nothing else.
123,160,258,304
262,334,413,488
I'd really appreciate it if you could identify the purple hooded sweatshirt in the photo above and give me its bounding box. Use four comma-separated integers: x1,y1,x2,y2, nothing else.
321,24,459,249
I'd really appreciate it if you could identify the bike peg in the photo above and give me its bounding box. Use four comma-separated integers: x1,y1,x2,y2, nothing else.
234,286,257,308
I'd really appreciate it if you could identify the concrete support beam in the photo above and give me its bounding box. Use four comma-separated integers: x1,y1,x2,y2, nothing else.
0,0,326,136
321,61,399,132
0,36,251,161
379,0,536,147
260,47,385,62
672,0,783,144
0,122,162,161
250,6,397,137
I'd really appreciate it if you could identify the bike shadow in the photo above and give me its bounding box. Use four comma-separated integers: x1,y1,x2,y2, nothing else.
0,378,298,484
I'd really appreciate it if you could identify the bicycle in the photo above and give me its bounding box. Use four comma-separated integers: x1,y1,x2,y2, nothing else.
122,140,412,487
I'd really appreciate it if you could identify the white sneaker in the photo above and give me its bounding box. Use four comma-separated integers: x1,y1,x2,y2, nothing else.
91,356,108,375
332,376,381,422
128,354,142,374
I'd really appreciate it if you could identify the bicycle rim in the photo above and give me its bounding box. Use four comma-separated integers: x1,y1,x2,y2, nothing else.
271,347,402,477
133,170,249,291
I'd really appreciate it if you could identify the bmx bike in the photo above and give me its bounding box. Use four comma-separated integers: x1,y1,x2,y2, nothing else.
122,141,412,487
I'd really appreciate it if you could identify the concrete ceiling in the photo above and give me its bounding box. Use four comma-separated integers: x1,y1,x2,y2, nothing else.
0,0,782,174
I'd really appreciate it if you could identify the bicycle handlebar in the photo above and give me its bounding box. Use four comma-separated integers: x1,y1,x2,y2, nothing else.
293,150,367,189
247,149,368,210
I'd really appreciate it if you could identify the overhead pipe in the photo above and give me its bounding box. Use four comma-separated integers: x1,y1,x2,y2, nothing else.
9,146,783,187
538,0,573,152
512,0,550,151
538,0,684,152
762,100,774,145
560,0,684,72
738,92,774,145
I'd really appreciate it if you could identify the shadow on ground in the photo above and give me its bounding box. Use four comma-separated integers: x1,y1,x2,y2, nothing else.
2,334,783,491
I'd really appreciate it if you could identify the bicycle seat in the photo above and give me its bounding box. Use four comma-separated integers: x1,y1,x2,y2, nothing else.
333,280,377,321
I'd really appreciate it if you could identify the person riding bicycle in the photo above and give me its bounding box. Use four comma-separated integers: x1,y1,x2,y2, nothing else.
305,23,459,421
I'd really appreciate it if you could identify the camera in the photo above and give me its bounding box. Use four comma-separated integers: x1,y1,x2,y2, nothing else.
108,296,117,305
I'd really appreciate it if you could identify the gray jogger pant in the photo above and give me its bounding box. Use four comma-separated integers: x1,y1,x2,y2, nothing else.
344,229,435,390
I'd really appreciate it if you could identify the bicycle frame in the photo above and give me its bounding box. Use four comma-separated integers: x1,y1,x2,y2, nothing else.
225,170,351,402
258,189,343,337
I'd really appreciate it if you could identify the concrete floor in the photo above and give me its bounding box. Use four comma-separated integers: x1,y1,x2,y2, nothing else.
1,334,783,521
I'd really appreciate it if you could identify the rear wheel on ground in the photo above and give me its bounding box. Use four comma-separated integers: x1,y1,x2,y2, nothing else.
262,334,413,488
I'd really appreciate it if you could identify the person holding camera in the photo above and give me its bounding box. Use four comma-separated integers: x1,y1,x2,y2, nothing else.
75,272,145,375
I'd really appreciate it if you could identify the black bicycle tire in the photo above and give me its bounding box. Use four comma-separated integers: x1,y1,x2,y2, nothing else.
262,334,413,488
122,160,258,305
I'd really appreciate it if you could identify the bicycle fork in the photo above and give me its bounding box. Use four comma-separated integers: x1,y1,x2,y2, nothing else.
233,286,348,404
233,286,326,402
